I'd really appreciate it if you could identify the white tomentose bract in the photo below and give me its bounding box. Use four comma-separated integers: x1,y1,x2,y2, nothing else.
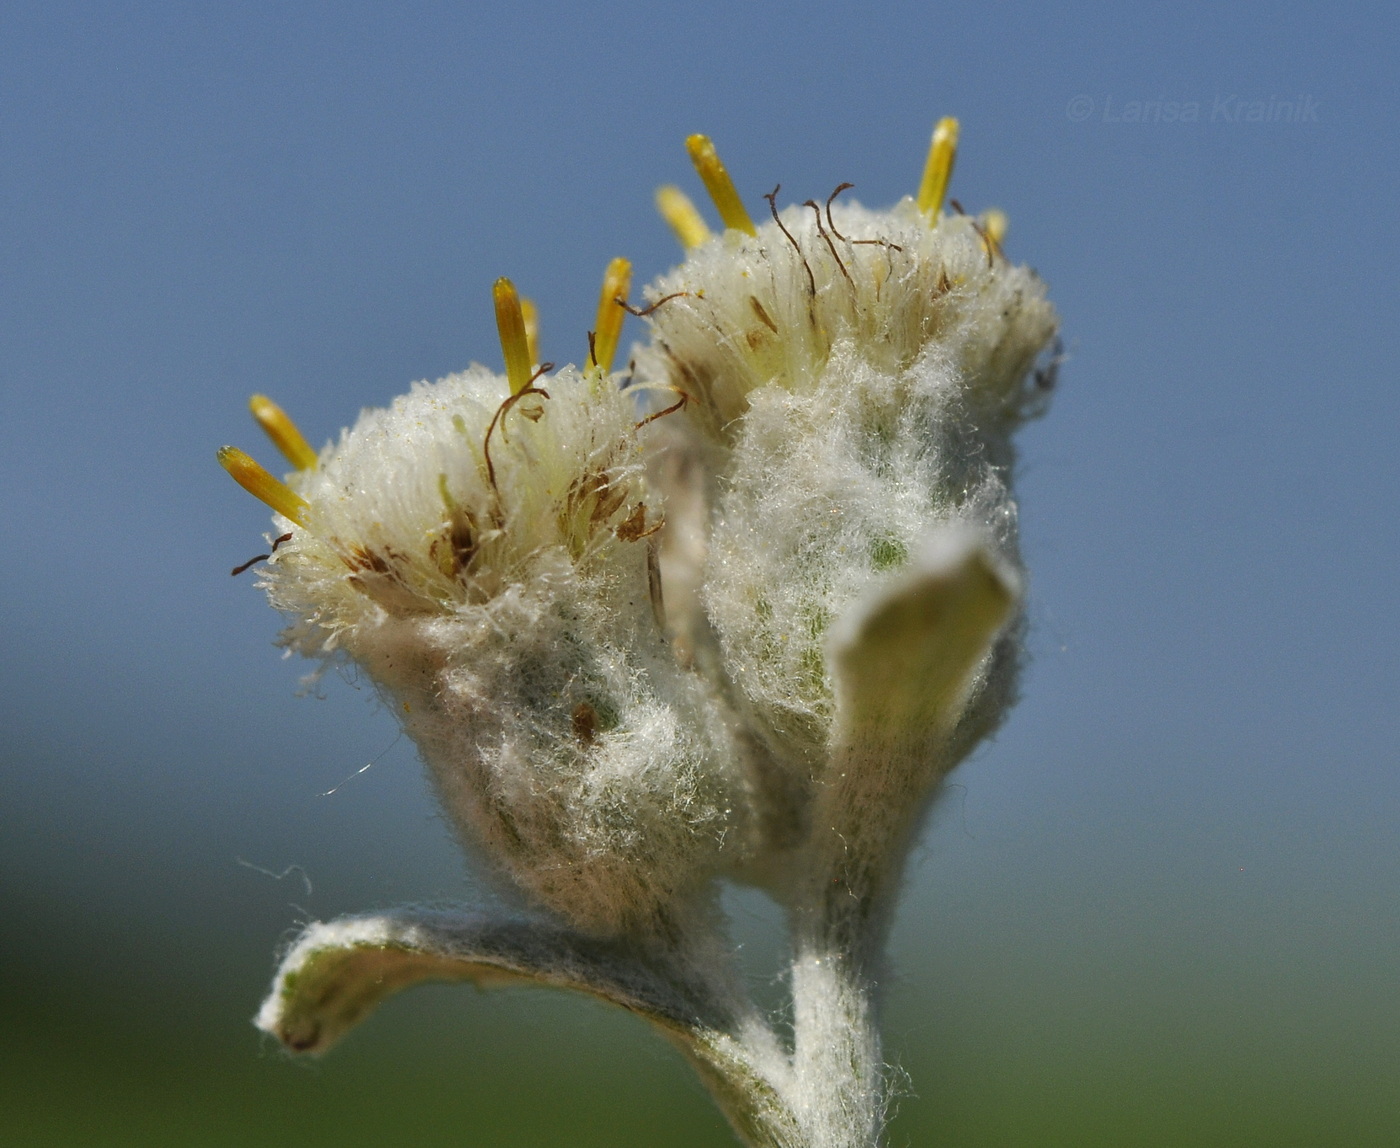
222,124,1058,1148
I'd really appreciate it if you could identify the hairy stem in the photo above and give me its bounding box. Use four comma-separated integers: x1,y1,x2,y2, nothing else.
788,945,887,1148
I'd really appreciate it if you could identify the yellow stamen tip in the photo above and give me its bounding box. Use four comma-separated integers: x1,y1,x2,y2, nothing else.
655,185,712,251
493,277,533,395
519,297,540,369
980,208,1009,247
249,394,318,471
685,134,757,237
589,256,632,374
916,116,960,221
218,446,310,527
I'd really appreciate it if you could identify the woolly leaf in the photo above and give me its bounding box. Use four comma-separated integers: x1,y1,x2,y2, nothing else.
829,529,1018,744
797,531,1022,956
256,908,739,1054
257,909,802,1146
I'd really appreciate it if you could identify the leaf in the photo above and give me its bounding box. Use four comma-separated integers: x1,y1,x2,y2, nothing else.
797,530,1021,952
257,908,731,1054
255,908,804,1146
829,528,1018,745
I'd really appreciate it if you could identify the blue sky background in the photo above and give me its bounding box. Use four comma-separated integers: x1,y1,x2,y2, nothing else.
2,3,1397,1144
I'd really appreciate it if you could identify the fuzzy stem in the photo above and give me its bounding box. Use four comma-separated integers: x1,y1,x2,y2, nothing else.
788,944,887,1148
644,908,806,1148
781,735,939,1148
669,917,884,1148
665,900,885,1148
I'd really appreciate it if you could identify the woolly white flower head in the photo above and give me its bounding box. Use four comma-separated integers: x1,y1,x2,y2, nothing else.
221,273,747,936
635,133,1056,852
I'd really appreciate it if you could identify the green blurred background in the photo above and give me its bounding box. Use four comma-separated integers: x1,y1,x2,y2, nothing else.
3,2,1397,1144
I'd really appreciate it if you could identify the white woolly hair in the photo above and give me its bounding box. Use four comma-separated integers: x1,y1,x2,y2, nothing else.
635,198,1057,779
703,353,1022,767
257,366,749,936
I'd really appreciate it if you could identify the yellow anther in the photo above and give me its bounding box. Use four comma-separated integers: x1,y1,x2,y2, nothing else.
980,208,1009,247
685,134,757,236
520,297,540,368
493,277,533,395
916,116,960,221
218,446,311,527
655,185,712,251
248,394,318,471
589,256,632,374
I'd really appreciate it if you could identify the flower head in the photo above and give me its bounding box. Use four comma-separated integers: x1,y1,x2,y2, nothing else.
634,133,1055,887
222,271,747,936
